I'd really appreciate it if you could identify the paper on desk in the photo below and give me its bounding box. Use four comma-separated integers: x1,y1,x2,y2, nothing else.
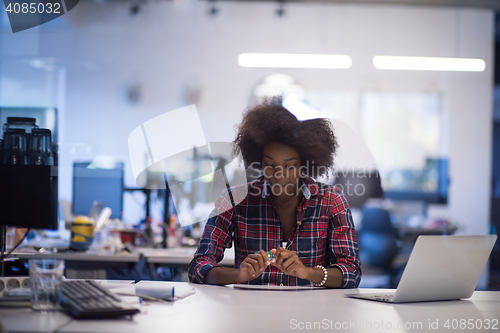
135,281,195,301
93,280,136,295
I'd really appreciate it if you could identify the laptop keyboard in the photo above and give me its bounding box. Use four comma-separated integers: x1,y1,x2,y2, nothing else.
372,294,394,302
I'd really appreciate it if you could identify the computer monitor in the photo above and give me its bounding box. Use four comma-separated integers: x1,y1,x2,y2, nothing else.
333,169,384,209
0,109,58,230
383,158,449,204
72,162,124,219
0,165,58,229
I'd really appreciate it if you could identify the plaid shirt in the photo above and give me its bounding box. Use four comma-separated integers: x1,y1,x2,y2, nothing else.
188,175,361,288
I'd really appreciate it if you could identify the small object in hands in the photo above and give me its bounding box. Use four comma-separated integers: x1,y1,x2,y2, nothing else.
267,249,276,261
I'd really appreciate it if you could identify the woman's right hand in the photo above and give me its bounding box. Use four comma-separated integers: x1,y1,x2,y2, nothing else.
237,250,270,283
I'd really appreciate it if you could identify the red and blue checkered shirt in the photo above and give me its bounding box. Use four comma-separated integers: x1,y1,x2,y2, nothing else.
188,175,361,288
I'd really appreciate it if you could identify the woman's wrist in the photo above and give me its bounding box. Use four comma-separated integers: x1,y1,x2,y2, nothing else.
205,267,241,285
305,266,324,284
313,265,328,286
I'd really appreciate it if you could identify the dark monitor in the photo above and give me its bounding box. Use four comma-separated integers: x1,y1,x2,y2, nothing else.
72,162,124,219
383,158,449,204
0,165,58,229
0,110,58,229
333,170,384,209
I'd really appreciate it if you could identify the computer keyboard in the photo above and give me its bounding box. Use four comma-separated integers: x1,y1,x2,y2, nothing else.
60,280,140,319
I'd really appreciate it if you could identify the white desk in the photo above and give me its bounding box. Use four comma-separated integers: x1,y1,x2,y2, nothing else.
11,252,141,263
10,251,142,280
10,249,233,281
0,308,71,333
2,283,499,333
12,247,235,266
142,247,235,266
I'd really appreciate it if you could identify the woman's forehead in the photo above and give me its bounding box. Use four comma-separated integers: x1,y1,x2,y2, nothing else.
262,142,299,160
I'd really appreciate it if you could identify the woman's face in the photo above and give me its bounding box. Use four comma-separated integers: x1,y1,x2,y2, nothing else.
262,142,301,196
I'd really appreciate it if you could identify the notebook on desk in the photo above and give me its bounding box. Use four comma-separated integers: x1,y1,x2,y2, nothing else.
135,281,195,301
345,235,497,303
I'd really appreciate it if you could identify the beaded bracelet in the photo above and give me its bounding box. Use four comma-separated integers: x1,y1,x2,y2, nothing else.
314,265,328,287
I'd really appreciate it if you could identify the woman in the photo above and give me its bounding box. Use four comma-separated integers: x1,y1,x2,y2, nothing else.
188,98,361,288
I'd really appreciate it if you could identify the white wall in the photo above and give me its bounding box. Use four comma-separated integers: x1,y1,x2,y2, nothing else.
0,2,494,234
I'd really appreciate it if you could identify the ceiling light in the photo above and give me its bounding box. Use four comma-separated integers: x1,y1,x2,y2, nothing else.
373,56,485,72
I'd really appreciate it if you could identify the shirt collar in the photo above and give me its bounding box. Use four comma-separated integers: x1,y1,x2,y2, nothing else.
262,178,313,200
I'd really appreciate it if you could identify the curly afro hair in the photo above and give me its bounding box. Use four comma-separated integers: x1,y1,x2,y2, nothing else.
232,97,339,179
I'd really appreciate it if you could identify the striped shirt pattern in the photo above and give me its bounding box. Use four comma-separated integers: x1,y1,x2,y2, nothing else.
188,175,361,288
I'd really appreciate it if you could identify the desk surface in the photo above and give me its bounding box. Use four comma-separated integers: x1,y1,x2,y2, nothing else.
0,308,71,333
2,282,499,333
141,247,235,266
11,251,141,262
12,247,235,266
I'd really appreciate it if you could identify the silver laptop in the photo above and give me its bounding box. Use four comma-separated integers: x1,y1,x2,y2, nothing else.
345,235,497,303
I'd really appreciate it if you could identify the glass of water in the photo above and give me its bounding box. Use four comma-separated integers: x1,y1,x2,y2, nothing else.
29,258,64,311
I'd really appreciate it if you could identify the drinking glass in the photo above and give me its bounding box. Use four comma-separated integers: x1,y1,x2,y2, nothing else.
29,258,64,311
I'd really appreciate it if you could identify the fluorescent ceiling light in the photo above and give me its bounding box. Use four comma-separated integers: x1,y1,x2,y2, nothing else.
373,56,485,72
238,53,352,69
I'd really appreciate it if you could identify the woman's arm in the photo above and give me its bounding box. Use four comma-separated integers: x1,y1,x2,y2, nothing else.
204,250,270,285
326,190,362,288
204,267,240,285
271,247,344,287
188,192,235,284
305,266,343,288
188,188,272,285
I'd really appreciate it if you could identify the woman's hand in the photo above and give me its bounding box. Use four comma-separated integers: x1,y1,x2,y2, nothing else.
271,247,310,280
237,250,270,283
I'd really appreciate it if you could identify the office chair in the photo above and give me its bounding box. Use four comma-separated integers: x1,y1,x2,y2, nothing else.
358,207,400,287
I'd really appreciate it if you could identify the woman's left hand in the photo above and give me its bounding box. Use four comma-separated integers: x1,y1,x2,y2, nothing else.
270,247,310,280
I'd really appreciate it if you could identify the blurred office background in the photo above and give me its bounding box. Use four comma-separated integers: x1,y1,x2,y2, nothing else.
0,0,498,288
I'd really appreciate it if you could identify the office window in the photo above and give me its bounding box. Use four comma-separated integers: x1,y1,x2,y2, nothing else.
360,91,448,202
289,89,448,203
305,91,359,131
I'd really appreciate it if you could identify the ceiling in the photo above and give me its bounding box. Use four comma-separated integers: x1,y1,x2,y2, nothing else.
211,0,500,11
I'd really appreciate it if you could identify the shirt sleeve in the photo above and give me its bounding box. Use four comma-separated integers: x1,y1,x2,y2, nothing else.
188,190,235,283
327,189,362,288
